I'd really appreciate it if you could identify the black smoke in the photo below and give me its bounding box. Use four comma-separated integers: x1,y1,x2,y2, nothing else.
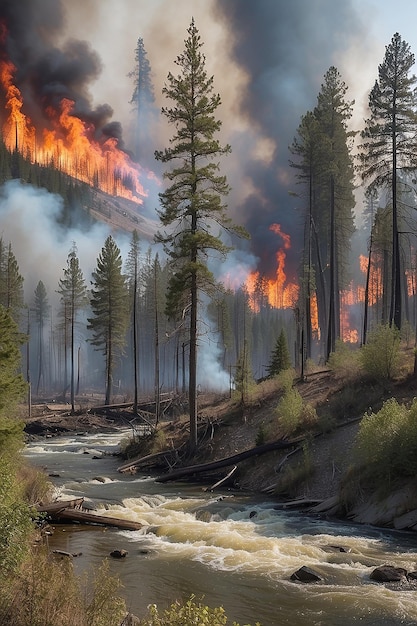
213,0,365,280
0,0,120,144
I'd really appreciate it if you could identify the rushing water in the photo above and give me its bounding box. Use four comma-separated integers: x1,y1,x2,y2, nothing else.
25,431,417,626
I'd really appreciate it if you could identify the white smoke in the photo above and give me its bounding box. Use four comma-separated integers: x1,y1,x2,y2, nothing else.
0,180,111,303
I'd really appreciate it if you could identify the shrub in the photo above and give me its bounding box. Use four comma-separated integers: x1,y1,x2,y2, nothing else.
0,455,33,577
275,388,316,437
353,398,417,484
359,323,401,381
137,595,260,625
0,548,126,626
276,368,296,392
328,339,361,380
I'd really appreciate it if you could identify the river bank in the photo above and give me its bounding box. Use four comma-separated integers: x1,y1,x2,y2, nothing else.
23,369,417,535
24,428,417,626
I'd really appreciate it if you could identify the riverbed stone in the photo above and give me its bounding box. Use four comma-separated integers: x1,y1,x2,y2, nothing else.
290,566,323,583
370,565,407,582
110,549,128,559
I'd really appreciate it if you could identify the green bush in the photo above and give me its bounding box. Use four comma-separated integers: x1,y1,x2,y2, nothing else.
275,382,318,437
359,323,401,381
328,339,360,380
354,398,417,483
0,455,33,577
276,368,296,392
137,595,260,625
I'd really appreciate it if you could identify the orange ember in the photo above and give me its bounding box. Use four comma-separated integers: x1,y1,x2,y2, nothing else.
0,58,147,203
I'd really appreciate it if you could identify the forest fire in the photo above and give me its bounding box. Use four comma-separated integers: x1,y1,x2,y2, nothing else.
245,223,299,312
0,44,147,203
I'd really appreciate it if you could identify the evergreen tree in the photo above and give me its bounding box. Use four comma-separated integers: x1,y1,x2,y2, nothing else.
88,235,128,405
125,230,141,413
0,305,27,416
33,280,49,396
266,329,291,378
155,20,246,452
359,33,417,330
314,67,356,360
57,244,88,413
0,239,24,325
129,37,156,166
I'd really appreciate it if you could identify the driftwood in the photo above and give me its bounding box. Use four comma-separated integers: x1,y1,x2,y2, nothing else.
204,465,238,492
118,448,180,473
156,438,298,483
36,498,142,531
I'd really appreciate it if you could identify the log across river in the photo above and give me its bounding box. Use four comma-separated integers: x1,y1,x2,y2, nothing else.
25,430,417,626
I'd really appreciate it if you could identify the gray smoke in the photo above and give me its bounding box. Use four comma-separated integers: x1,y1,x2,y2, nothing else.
213,0,367,279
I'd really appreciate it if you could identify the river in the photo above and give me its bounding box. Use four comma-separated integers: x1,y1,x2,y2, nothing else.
24,430,417,626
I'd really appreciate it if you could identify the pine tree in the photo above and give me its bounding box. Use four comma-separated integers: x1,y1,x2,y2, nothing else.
155,20,247,452
33,280,49,396
359,33,417,330
57,244,88,413
129,37,157,166
88,235,128,405
0,305,27,417
314,67,356,360
266,329,291,378
0,239,24,325
125,230,141,413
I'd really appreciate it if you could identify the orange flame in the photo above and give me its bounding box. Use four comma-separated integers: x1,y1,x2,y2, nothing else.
0,57,147,203
244,223,299,312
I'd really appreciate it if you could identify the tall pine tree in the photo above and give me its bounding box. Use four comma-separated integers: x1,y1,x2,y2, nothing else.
88,236,128,405
57,244,88,413
359,33,417,331
155,19,247,452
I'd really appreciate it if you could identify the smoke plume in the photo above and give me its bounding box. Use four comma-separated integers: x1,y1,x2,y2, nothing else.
212,0,367,280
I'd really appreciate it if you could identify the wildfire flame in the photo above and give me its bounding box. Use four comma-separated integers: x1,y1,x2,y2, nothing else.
0,52,147,202
245,223,299,311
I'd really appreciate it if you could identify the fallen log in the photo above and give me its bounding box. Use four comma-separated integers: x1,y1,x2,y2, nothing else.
36,498,142,530
50,508,143,531
36,498,85,514
156,438,299,483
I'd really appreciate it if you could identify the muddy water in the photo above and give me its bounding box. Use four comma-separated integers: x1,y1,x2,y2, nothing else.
25,431,417,626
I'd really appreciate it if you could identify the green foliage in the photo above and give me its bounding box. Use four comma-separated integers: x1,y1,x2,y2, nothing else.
354,398,417,484
327,339,360,379
0,455,32,577
266,329,291,378
88,235,129,404
0,548,126,626
276,368,296,392
137,595,260,626
359,323,401,380
0,239,24,324
255,424,267,447
276,388,304,436
0,305,27,417
275,378,317,437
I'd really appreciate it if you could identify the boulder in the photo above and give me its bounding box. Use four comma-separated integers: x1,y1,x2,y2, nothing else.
290,565,323,583
370,565,407,582
110,549,128,559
